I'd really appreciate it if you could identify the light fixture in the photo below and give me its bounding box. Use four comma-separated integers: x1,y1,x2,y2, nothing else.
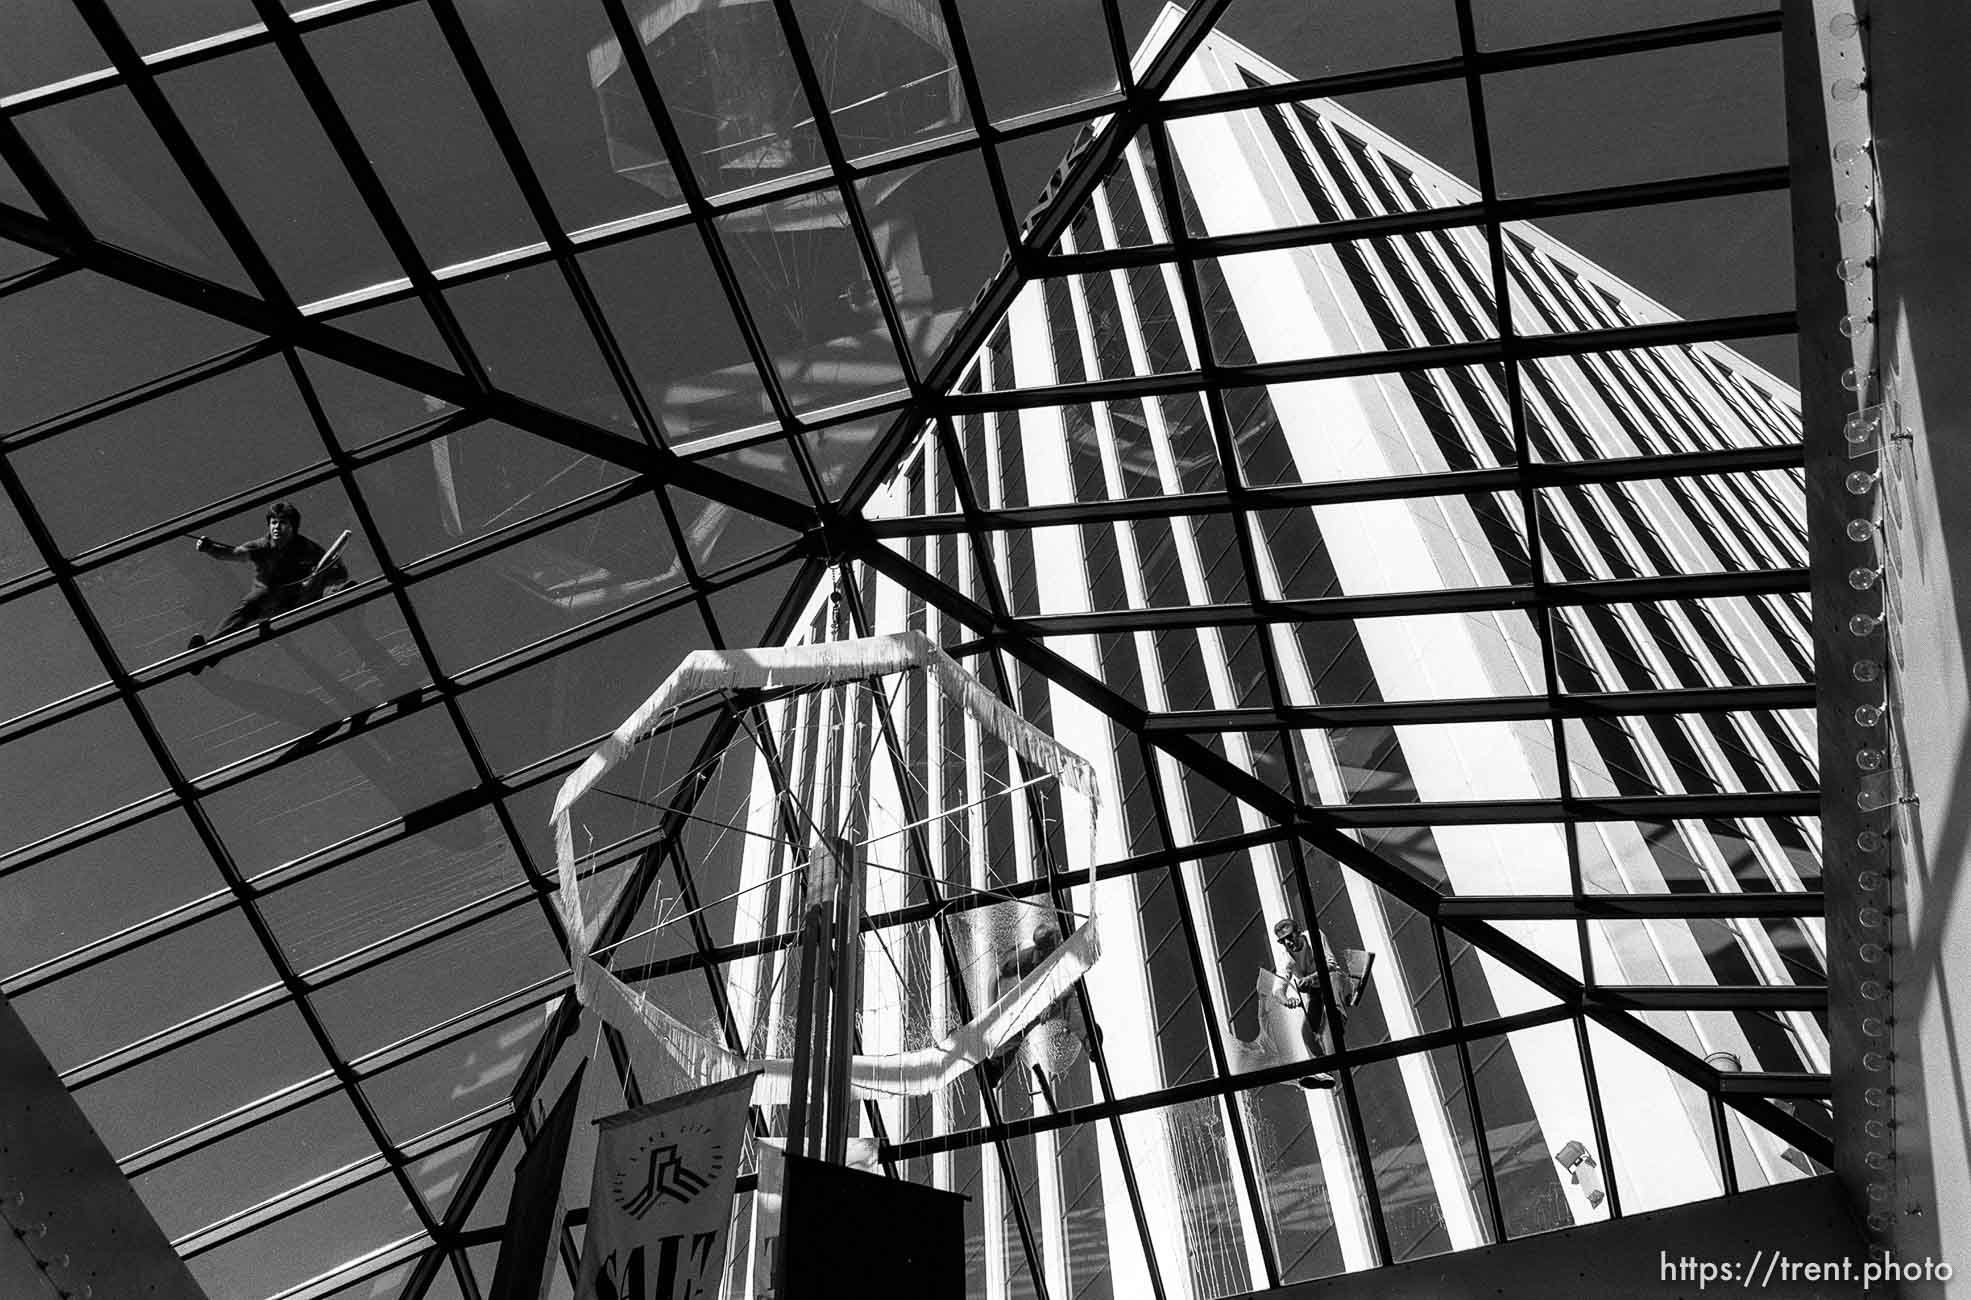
1837,257,1874,283
1828,11,1862,37
1847,469,1880,495
1857,829,1888,852
1849,566,1882,591
1856,747,1887,772
1831,77,1867,103
1863,1050,1890,1071
1860,978,1886,1000
1859,942,1887,963
1839,312,1874,338
1855,702,1884,726
1833,138,1873,168
1853,659,1883,683
1850,612,1883,636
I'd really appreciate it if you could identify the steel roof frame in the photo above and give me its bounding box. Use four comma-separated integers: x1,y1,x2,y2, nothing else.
0,0,1834,1294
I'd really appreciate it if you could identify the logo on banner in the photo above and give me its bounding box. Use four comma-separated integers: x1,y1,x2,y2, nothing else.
577,1073,758,1300
612,1121,727,1217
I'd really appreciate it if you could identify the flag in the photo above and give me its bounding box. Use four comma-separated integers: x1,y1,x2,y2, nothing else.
489,1061,585,1300
747,1137,881,1297
577,1073,758,1300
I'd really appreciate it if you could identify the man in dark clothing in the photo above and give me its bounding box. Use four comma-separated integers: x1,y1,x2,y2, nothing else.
1273,917,1374,1091
186,502,349,674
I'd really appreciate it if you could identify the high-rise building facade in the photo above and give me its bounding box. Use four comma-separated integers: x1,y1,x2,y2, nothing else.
720,27,1824,1299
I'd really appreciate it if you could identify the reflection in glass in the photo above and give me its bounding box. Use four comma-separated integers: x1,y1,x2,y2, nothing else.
200,706,478,877
256,806,521,972
308,902,564,1059
715,205,907,414
407,489,682,674
581,224,774,443
362,1008,547,1144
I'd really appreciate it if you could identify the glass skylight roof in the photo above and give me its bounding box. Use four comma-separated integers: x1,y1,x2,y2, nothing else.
0,2,1825,1297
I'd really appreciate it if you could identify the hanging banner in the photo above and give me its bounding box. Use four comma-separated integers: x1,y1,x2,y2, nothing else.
748,1137,882,1297
490,1062,586,1300
577,1072,759,1300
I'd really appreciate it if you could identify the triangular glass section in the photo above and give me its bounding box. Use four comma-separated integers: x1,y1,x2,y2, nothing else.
1048,127,1173,256
299,351,459,452
668,487,801,580
9,87,255,294
331,294,461,375
444,261,634,433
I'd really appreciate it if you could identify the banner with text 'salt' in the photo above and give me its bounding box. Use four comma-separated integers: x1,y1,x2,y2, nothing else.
577,1072,759,1300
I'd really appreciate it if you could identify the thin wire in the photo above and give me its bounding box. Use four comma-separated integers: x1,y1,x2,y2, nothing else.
855,769,1062,850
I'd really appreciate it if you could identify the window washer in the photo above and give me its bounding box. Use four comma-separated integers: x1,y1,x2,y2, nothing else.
186,502,350,674
1273,917,1374,1091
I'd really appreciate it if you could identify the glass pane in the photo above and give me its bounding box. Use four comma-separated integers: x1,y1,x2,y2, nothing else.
12,87,252,290
0,701,166,858
144,596,426,777
408,491,681,675
1120,1099,1257,1299
9,906,279,1072
0,585,107,721
1466,1026,1584,1238
1484,36,1785,200
200,706,477,876
101,0,254,58
75,483,374,673
308,902,564,1059
0,1,108,99
362,1007,547,1144
13,356,322,555
581,223,773,444
132,1091,377,1239
453,0,679,235
0,810,221,981
1474,0,1771,48
257,805,522,973
160,43,403,305
786,0,970,159
355,419,634,567
717,205,907,414
456,600,711,773
953,0,1115,124
1585,1022,1727,1215
1253,493,1530,599
622,0,826,205
855,149,1003,370
306,4,539,273
0,488,41,581
73,1000,325,1159
0,270,255,437
300,352,452,453
446,262,633,428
